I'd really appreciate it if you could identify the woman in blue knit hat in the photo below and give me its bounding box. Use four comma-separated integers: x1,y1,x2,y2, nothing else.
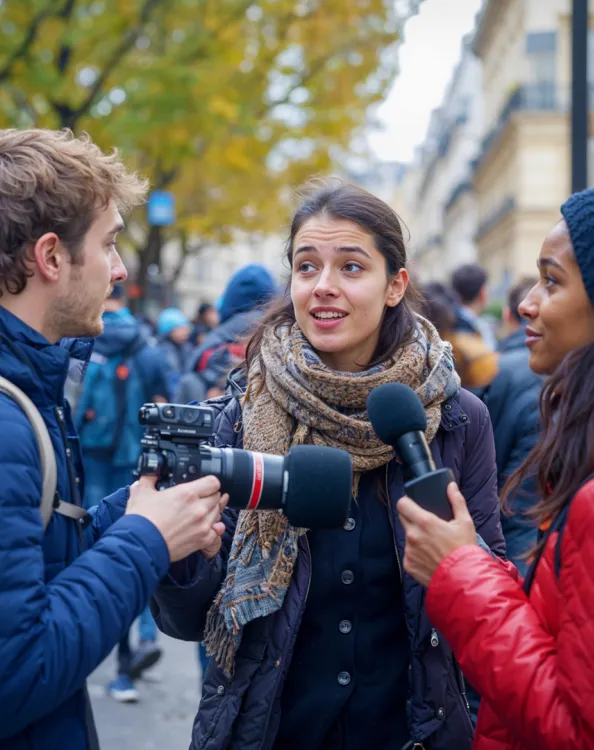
398,188,594,750
156,307,193,396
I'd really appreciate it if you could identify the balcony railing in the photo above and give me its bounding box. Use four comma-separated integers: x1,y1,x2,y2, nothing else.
475,196,516,240
444,180,472,213
473,83,586,172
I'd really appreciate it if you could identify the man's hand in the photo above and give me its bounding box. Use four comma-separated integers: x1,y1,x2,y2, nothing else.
397,482,476,587
126,475,228,562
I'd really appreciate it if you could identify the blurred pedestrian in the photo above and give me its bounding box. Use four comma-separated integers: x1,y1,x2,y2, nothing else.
151,183,505,750
480,277,543,573
156,307,193,396
176,264,277,402
398,188,594,750
192,302,219,346
421,282,498,390
452,264,497,350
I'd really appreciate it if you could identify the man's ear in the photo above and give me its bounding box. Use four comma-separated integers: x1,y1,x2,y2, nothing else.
386,268,409,308
32,233,65,283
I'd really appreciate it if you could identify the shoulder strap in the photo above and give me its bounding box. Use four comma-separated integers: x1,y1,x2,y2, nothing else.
523,470,594,594
0,375,57,530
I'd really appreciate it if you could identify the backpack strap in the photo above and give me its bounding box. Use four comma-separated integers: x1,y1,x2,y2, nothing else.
0,375,57,530
0,376,89,531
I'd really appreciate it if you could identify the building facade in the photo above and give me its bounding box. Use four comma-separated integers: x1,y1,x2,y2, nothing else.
473,0,594,295
393,34,483,283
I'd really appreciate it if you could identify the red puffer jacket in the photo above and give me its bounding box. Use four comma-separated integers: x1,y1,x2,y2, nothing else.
426,478,594,750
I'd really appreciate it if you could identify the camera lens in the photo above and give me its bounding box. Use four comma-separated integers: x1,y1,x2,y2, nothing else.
181,407,200,425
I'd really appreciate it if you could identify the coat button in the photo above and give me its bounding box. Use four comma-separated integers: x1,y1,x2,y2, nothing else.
436,707,445,720
339,620,352,634
444,403,452,411
337,671,351,686
341,570,354,585
343,517,356,531
216,685,226,696
461,415,468,423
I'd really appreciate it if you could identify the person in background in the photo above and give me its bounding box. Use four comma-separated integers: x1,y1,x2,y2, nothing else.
151,184,505,750
156,307,193,396
421,282,498,391
75,283,170,701
398,188,594,750
192,302,219,346
451,264,497,350
176,264,277,402
480,277,543,573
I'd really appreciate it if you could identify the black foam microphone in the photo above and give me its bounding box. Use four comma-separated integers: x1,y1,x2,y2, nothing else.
367,383,454,521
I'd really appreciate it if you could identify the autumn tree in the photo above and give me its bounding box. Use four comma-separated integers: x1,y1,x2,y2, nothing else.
0,0,419,292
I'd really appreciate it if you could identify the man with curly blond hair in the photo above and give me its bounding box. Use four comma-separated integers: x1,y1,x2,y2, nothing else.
0,130,228,750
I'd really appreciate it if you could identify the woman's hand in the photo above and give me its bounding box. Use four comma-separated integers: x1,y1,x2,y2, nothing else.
397,482,477,587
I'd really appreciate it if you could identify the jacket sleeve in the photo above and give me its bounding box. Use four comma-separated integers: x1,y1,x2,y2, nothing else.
425,488,594,750
150,397,241,641
0,407,170,738
459,398,506,558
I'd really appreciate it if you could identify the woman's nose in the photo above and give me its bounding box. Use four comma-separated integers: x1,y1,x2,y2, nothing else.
313,267,339,298
518,285,539,320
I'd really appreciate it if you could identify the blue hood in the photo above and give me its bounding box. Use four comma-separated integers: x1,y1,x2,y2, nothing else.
219,264,276,323
93,308,144,358
0,305,93,407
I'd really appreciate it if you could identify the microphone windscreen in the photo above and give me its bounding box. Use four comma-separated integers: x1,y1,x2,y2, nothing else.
285,445,352,529
367,383,427,446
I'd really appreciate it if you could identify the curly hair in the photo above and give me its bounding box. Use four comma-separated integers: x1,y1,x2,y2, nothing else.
0,129,148,296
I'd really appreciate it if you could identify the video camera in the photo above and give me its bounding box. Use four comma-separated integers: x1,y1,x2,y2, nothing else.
136,402,352,529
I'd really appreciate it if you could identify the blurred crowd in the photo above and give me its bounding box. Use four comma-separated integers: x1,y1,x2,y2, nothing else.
419,265,543,575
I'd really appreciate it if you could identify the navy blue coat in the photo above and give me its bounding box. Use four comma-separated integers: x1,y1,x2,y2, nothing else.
0,307,170,750
481,326,544,573
152,386,505,750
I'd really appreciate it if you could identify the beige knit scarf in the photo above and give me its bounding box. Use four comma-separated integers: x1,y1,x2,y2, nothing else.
203,315,460,675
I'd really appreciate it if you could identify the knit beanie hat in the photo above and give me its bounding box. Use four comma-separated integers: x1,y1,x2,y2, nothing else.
157,307,189,336
560,187,594,306
218,264,277,323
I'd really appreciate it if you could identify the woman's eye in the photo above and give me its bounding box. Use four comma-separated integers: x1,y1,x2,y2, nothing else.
544,275,557,288
343,262,363,273
298,262,316,273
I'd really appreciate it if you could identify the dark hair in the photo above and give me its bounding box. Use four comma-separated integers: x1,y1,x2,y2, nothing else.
507,277,538,323
198,302,214,316
419,282,457,335
451,264,488,305
246,183,421,373
502,341,594,553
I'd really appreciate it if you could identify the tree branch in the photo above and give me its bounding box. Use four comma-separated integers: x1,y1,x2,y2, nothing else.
0,1,57,83
56,0,79,75
57,0,167,129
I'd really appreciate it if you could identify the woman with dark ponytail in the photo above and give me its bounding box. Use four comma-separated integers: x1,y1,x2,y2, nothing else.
398,188,594,750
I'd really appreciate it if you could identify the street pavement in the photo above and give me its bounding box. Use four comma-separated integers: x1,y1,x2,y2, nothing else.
89,634,202,749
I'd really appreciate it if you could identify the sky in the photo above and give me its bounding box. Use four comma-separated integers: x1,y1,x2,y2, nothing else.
368,0,483,163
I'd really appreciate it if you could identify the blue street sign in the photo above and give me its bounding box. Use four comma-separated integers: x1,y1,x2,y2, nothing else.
147,191,175,226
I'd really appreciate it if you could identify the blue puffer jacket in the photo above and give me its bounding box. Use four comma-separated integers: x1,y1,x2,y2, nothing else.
152,386,505,750
0,306,170,750
75,308,169,466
